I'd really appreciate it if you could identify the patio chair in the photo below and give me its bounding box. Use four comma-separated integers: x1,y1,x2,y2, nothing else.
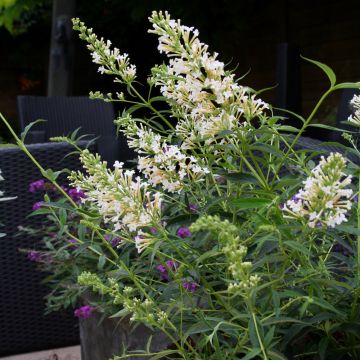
17,96,133,166
0,142,93,356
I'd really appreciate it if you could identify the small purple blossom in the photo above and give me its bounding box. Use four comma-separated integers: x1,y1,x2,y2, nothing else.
27,250,43,262
67,238,78,250
162,145,171,153
182,281,199,293
333,243,350,256
354,195,359,203
291,195,300,203
29,179,45,193
105,234,122,247
215,175,226,184
177,227,192,238
67,188,86,203
74,305,94,319
156,260,177,281
32,201,44,211
111,238,121,247
189,204,198,213
150,227,158,234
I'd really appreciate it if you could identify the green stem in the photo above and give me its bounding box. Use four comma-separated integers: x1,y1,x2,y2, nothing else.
128,83,175,130
271,88,333,185
251,311,268,360
0,112,78,208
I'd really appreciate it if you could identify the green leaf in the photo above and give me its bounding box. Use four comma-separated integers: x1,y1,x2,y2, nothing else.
268,350,288,360
262,316,306,326
307,123,354,133
277,125,300,133
249,315,263,348
229,198,272,209
318,337,329,360
301,56,336,87
333,82,360,90
20,119,46,142
222,172,259,185
264,326,275,347
185,321,212,337
284,240,311,255
59,208,67,226
336,225,360,236
240,349,261,360
97,254,106,270
310,297,345,316
149,350,180,359
196,249,222,265
41,168,61,182
109,308,130,318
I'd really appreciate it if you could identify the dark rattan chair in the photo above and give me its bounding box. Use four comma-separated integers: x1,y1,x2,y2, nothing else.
17,96,133,166
0,142,93,356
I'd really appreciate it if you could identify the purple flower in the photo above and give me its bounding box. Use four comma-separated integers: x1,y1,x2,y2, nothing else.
27,250,42,262
291,195,300,203
29,179,45,193
32,201,44,211
67,188,86,203
105,234,122,247
162,145,171,153
156,260,177,281
354,195,359,203
74,305,94,319
182,281,199,293
150,227,158,234
333,243,350,256
215,175,226,184
189,204,198,213
67,238,78,250
177,227,192,238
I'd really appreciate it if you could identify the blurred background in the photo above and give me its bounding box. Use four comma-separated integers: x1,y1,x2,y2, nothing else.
1,0,360,141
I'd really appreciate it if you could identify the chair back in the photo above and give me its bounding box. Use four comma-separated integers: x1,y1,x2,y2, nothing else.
17,96,132,166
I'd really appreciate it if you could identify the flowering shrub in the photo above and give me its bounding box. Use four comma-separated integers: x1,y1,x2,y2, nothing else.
2,10,360,360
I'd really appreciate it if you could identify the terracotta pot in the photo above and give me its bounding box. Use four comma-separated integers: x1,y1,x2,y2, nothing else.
79,311,170,360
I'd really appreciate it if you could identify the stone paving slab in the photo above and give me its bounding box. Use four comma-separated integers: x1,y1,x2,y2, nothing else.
0,346,81,360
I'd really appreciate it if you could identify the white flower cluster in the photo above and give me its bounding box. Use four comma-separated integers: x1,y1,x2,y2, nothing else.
137,143,210,193
72,18,136,83
148,11,269,148
283,153,353,228
69,150,162,234
116,116,210,193
347,94,360,126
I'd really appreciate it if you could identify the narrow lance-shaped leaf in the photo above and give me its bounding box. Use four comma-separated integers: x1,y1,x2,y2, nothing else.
301,55,336,88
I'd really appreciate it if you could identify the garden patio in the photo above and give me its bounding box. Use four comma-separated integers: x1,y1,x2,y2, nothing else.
1,1,360,359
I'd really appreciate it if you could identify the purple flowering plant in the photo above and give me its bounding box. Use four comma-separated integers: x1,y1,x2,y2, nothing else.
3,11,360,359
19,177,130,314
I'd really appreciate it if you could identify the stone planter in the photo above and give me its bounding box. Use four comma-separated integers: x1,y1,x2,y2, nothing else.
79,311,170,360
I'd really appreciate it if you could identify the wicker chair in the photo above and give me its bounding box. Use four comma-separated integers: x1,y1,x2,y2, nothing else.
17,96,133,166
0,142,91,356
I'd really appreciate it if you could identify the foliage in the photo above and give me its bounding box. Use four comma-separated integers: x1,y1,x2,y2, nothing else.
0,0,50,35
2,10,360,360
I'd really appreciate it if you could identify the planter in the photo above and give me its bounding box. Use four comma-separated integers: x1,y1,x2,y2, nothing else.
80,311,170,360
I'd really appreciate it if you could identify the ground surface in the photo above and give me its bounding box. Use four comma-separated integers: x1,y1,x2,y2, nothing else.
0,346,80,360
